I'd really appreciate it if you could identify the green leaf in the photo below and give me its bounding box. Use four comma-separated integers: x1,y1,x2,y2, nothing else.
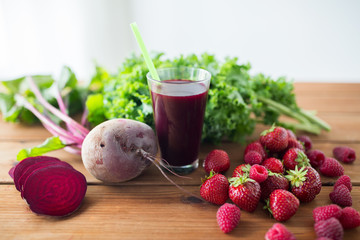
17,136,66,161
0,93,16,117
2,75,54,95
0,66,85,125
57,66,77,90
86,93,106,126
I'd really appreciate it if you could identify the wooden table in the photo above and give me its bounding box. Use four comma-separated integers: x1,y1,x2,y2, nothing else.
0,83,359,239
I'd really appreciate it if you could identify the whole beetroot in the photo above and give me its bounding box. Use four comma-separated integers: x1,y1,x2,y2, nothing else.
81,119,158,183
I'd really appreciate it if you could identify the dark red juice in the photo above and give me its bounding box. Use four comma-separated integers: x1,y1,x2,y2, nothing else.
151,80,208,166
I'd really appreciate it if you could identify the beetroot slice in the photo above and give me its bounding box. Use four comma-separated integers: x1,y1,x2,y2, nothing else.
13,156,61,190
15,158,64,192
23,165,87,217
19,161,73,198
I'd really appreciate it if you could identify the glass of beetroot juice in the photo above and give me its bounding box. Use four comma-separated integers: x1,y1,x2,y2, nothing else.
147,67,211,174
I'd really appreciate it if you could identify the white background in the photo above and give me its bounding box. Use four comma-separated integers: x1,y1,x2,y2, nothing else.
1,0,359,82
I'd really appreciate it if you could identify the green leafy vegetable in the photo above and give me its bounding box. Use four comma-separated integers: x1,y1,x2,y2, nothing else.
0,53,330,149
0,67,86,124
17,136,66,161
86,53,330,143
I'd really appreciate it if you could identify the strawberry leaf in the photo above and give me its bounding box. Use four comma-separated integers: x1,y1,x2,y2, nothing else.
229,175,255,187
285,166,308,188
295,151,310,167
260,123,276,136
241,164,251,173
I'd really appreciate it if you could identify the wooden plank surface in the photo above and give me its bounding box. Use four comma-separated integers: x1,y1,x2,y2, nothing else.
0,185,359,240
0,83,359,239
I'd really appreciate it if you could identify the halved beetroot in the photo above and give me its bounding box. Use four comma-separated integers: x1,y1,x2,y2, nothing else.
19,161,73,198
13,156,61,191
23,165,87,216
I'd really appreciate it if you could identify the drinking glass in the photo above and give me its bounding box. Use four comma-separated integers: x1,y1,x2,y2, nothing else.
147,67,211,174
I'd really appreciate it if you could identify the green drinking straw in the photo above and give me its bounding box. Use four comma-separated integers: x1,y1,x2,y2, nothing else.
130,22,160,81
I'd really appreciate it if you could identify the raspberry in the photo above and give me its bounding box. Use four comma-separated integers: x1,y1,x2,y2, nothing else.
297,135,312,151
312,204,342,222
286,129,297,140
333,146,356,163
306,150,325,168
249,164,268,183
329,184,352,207
265,223,296,240
314,217,343,240
286,138,305,152
262,157,284,174
319,157,344,177
334,175,352,192
244,151,263,165
338,207,360,229
216,203,241,233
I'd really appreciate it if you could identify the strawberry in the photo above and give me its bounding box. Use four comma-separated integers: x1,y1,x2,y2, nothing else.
262,157,284,174
249,164,268,183
229,175,261,212
338,207,360,229
285,166,321,202
244,141,267,160
203,149,230,173
297,135,312,152
268,189,299,222
260,174,289,200
314,217,343,240
333,146,356,163
283,148,310,170
260,125,289,152
312,204,343,222
319,157,344,177
286,129,297,140
244,151,263,165
200,171,229,205
306,149,325,168
232,164,251,178
334,175,352,192
329,184,352,207
265,223,296,240
216,203,241,233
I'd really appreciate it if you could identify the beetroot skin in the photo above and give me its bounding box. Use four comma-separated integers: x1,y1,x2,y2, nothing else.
81,119,158,183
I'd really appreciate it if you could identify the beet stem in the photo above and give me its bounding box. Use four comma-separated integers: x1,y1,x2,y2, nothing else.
16,95,84,144
26,76,89,137
54,92,82,138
